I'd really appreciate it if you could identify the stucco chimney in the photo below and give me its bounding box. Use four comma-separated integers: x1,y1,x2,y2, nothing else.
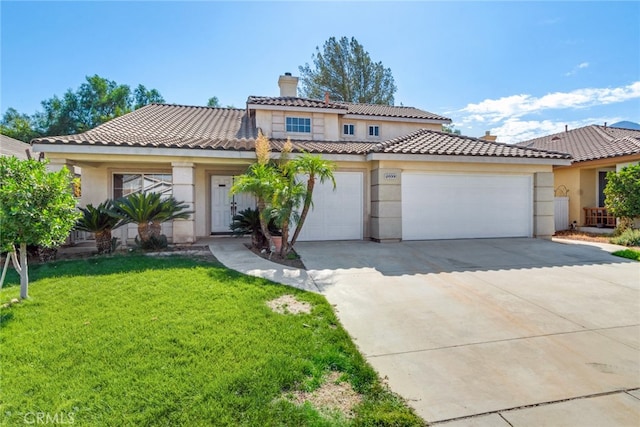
278,73,299,97
480,131,497,142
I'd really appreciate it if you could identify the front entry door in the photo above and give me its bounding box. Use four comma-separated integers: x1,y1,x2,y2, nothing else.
211,176,256,233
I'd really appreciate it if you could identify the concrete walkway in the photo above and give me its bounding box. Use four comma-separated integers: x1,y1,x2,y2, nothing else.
209,237,640,426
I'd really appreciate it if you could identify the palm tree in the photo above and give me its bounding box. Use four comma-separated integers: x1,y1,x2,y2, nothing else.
230,163,282,249
113,192,193,243
271,163,306,255
75,201,125,254
289,153,336,247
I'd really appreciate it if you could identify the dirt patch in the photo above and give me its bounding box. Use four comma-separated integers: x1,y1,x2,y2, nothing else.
246,244,306,269
554,230,612,244
267,294,312,315
286,372,362,419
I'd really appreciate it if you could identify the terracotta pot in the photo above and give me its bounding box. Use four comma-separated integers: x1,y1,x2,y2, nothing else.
271,236,283,253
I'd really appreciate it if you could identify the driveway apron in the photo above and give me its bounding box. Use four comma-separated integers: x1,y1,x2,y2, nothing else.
295,238,640,425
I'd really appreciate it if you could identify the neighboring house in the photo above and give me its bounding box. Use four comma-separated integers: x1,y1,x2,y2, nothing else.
1,134,33,159
516,125,640,230
32,74,570,244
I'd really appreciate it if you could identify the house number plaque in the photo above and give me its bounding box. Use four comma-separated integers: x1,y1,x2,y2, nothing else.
384,173,398,180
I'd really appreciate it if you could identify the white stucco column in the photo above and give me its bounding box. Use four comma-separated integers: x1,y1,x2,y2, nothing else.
533,172,555,239
46,158,74,173
171,162,196,244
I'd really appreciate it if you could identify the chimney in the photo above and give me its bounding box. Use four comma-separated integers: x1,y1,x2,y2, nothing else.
604,122,607,129
278,73,299,97
480,130,497,142
565,124,568,132
324,91,330,105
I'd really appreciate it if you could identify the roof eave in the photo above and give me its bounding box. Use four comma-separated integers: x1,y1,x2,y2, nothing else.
367,152,572,166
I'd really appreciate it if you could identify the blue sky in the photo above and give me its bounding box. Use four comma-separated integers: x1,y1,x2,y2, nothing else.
2,1,639,143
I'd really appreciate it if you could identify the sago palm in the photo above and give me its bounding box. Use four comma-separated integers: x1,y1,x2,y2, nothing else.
75,201,125,254
113,192,192,243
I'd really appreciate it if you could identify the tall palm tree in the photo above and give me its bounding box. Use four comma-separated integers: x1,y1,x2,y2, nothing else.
75,201,125,254
271,164,306,255
113,192,192,243
289,153,336,247
230,163,281,248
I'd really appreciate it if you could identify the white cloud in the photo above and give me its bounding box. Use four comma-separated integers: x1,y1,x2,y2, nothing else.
565,61,590,76
460,81,640,123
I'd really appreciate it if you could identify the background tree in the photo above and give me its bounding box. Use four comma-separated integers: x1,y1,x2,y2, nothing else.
0,157,79,298
0,108,38,142
1,75,164,140
133,84,165,109
442,124,461,135
604,164,640,230
298,36,397,105
207,96,220,107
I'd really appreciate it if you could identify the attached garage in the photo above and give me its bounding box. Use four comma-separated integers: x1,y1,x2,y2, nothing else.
402,173,533,240
296,171,364,241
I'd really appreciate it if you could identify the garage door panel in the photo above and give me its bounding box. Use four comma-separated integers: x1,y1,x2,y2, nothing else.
296,172,363,241
402,173,532,240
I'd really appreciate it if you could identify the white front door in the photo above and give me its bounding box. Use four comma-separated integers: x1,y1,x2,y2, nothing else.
211,176,256,233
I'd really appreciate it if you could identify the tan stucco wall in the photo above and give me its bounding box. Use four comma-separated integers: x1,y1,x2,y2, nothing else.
255,109,442,142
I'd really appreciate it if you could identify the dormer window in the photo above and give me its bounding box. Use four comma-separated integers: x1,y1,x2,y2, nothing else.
368,125,380,137
343,124,355,136
286,117,311,133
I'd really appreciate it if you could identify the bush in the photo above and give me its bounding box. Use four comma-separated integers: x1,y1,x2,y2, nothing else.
134,234,168,250
610,228,640,246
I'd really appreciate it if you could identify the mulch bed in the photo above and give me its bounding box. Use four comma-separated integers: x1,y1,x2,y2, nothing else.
246,244,306,269
554,230,612,244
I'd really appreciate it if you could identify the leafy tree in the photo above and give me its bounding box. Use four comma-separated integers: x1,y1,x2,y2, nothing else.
75,201,125,254
207,96,220,107
112,192,192,244
133,84,165,109
0,157,79,298
0,108,38,142
605,164,640,230
4,75,164,139
442,124,461,135
298,36,397,105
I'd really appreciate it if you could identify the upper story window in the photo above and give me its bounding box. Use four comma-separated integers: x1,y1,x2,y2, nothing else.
286,117,311,133
113,173,172,199
343,124,355,135
368,125,380,137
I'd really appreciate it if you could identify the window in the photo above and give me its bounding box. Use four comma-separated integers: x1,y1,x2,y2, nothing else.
113,173,172,198
368,125,380,137
343,124,355,135
286,117,311,133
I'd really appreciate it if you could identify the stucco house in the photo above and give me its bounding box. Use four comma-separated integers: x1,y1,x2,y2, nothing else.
31,74,570,244
516,125,640,230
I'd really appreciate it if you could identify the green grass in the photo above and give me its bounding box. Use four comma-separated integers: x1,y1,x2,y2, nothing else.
612,249,640,261
0,255,423,426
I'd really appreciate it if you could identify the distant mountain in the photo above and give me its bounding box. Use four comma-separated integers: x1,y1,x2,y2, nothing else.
610,121,640,130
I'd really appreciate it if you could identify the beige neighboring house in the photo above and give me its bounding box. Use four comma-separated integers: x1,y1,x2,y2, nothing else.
517,125,640,230
32,74,570,244
1,134,33,159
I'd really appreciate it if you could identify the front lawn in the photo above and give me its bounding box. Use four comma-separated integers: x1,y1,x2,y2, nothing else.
0,255,422,426
612,249,640,261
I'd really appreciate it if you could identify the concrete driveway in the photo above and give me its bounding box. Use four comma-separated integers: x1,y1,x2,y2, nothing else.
295,238,640,426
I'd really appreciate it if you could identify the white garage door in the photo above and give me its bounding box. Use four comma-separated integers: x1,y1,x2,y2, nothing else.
402,173,532,240
296,171,364,241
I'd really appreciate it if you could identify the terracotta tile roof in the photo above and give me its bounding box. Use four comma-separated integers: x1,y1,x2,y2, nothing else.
375,129,571,159
32,104,258,149
247,96,346,110
247,96,450,121
336,101,451,121
33,103,565,160
515,125,640,163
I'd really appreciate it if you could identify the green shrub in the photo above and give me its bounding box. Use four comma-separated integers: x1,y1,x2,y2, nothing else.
610,228,640,246
134,234,168,250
